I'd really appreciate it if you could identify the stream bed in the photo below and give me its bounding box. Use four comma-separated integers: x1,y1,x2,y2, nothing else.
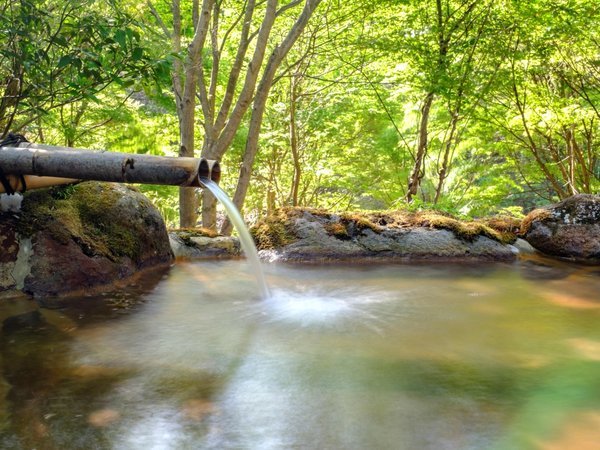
1,257,599,449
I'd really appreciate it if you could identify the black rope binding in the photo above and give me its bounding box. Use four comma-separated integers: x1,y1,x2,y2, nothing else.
0,132,29,195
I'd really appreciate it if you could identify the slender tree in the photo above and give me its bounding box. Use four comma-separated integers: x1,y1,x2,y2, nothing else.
221,0,322,234
149,0,323,229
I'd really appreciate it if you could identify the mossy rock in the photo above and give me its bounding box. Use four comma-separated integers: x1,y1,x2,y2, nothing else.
1,182,173,297
251,207,520,262
522,194,600,261
168,229,241,260
251,208,303,251
251,207,520,249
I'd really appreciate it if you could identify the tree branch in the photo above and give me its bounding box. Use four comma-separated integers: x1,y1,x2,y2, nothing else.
147,0,172,39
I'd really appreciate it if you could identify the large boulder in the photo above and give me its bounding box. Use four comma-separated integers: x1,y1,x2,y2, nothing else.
252,208,520,262
522,194,600,261
0,182,173,298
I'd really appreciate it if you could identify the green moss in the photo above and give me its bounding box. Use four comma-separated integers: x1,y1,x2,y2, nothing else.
482,215,523,243
324,222,350,239
50,184,78,200
294,207,331,219
345,210,521,244
17,182,147,262
393,210,519,244
17,188,77,240
251,208,300,250
520,208,552,235
340,212,383,233
72,183,141,260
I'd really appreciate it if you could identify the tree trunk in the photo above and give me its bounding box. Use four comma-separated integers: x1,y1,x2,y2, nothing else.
267,190,276,216
175,0,213,228
433,110,459,204
209,0,279,160
199,0,278,231
289,73,301,206
564,126,579,195
220,0,323,235
406,92,434,202
179,77,198,227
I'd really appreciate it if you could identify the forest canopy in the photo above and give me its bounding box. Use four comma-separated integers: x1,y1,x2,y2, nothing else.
1,0,598,230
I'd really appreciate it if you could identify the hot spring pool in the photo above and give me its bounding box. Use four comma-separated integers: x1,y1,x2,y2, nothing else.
1,257,599,449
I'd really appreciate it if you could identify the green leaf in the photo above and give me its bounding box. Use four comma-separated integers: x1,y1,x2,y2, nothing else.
57,55,73,68
132,47,143,61
54,35,69,47
114,29,127,50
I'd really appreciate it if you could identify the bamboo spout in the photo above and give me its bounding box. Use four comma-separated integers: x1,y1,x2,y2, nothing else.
209,160,221,183
198,159,221,186
0,143,221,194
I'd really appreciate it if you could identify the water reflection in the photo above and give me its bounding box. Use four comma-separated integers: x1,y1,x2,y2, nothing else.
0,260,599,449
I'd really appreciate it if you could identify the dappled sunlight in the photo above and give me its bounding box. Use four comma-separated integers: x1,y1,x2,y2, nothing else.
536,411,600,450
539,291,600,310
567,338,600,361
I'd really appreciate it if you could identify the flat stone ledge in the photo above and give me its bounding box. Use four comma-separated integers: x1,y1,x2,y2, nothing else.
169,232,241,259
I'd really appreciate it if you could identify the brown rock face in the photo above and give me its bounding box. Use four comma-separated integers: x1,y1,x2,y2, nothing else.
0,182,173,297
523,194,600,261
0,220,20,291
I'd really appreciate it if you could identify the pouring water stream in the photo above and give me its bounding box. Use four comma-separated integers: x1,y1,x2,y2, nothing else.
200,179,270,299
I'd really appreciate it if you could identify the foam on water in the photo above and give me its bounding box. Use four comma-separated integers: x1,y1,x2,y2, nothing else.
257,284,397,331
265,289,355,324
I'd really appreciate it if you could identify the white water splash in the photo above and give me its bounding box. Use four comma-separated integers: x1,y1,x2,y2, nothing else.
0,193,22,212
256,284,399,332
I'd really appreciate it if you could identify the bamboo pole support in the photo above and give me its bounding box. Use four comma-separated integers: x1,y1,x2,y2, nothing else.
0,143,220,194
0,175,78,194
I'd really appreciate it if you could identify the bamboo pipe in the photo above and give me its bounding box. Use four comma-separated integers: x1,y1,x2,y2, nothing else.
0,175,78,194
0,143,220,194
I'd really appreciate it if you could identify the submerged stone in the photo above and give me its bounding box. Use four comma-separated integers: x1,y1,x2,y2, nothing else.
0,182,173,298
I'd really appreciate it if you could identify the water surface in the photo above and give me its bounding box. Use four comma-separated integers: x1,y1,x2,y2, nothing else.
1,258,599,449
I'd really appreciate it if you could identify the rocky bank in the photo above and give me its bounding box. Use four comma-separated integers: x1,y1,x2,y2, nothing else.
250,208,521,263
3,187,598,300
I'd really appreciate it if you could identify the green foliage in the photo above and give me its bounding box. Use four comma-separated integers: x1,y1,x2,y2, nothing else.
0,0,166,137
5,0,599,226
